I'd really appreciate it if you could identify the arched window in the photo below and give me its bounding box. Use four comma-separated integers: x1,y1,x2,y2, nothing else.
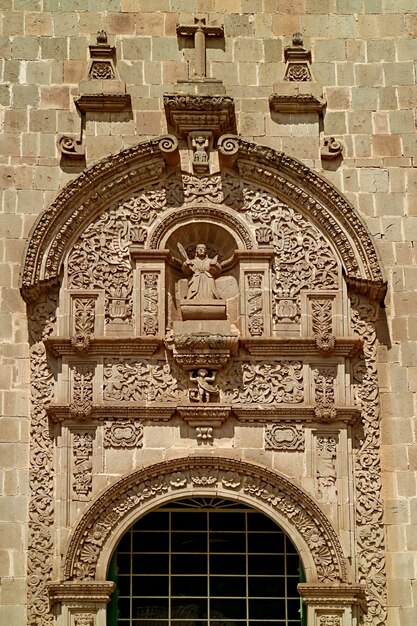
108,498,305,626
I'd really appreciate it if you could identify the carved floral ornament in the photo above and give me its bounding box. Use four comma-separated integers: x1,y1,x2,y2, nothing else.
20,135,385,303
63,457,347,584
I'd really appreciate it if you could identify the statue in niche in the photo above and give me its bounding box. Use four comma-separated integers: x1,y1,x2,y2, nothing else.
179,243,222,301
189,368,219,402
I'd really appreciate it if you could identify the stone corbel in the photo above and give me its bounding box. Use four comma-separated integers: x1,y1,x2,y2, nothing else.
163,94,236,141
321,137,344,161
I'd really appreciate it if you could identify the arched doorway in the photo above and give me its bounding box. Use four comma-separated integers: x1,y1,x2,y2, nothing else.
107,497,305,626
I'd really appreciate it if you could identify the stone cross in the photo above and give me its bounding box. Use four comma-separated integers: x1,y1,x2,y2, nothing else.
176,17,224,79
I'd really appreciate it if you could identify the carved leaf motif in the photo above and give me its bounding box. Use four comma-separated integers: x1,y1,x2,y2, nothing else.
73,433,93,498
242,185,338,324
221,361,304,404
71,364,94,419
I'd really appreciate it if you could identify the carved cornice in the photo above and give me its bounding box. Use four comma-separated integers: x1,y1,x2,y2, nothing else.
48,581,115,604
47,404,174,423
242,337,362,357
163,94,237,138
269,93,326,114
233,406,360,424
44,336,162,357
298,583,366,607
177,404,232,426
75,93,132,113
63,456,348,583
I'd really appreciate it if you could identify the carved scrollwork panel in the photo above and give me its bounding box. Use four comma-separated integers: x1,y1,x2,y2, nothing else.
246,273,264,337
265,424,304,451
141,272,159,336
311,297,336,351
104,420,143,449
103,358,188,403
316,435,337,502
314,367,336,421
71,296,96,351
74,614,95,626
221,360,304,404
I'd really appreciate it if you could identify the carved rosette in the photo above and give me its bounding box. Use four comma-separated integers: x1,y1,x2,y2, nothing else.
27,293,58,625
265,424,304,451
72,433,94,500
351,295,387,625
64,458,347,584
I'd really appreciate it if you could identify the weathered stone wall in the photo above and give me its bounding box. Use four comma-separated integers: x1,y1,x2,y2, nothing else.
1,1,416,624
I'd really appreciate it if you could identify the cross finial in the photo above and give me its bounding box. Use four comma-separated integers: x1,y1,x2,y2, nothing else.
176,17,224,79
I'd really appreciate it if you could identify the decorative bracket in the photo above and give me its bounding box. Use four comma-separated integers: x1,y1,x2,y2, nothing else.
321,137,343,161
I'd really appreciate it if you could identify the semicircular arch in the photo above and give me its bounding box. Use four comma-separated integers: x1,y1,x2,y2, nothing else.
63,456,349,585
20,135,386,303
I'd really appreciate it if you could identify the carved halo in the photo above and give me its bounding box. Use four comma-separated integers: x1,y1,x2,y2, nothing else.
20,135,386,302
63,457,349,585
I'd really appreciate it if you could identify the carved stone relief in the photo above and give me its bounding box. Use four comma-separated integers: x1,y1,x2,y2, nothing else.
72,432,94,500
221,360,304,404
265,424,304,451
23,140,388,626
316,435,337,502
74,614,95,626
104,420,143,449
70,364,94,420
319,617,341,626
314,367,337,421
27,293,58,625
351,295,387,625
103,358,188,403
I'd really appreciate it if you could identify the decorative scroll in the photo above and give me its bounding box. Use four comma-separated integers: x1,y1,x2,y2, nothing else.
314,367,336,421
351,295,387,625
265,424,304,451
72,297,95,351
312,298,335,351
142,272,159,336
72,433,93,499
103,359,188,403
221,360,304,404
247,273,264,337
27,293,58,625
70,364,94,420
104,420,143,449
65,458,347,584
316,436,337,501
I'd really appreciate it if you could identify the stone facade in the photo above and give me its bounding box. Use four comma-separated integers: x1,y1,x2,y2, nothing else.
1,2,417,626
